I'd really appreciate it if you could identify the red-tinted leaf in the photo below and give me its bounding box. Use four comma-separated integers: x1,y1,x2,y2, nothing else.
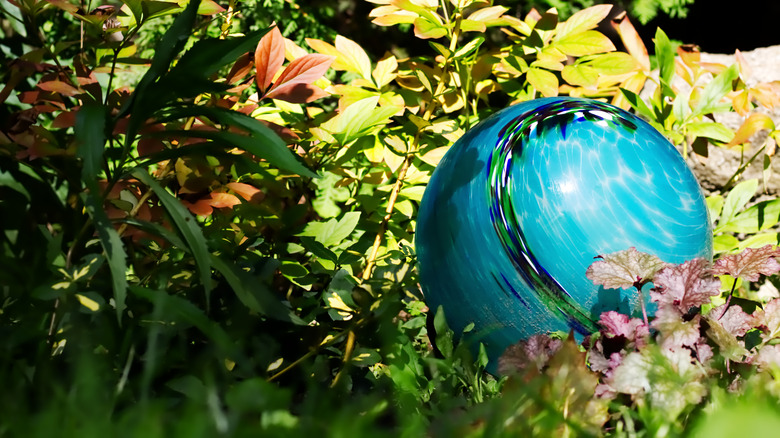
255,25,286,93
268,83,330,104
37,80,80,96
52,110,77,128
183,198,213,217
227,52,253,85
587,247,667,290
712,244,780,282
650,258,721,312
264,54,334,101
497,334,562,375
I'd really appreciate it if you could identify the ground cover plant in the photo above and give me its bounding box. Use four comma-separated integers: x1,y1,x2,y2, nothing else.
3,0,780,436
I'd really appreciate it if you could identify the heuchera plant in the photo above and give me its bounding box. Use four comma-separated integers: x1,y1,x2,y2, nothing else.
499,244,780,433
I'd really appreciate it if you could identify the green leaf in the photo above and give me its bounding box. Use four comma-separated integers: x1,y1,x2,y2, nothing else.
82,192,127,324
132,168,213,308
299,212,361,247
322,96,399,145
75,102,107,185
686,122,733,143
210,254,304,324
718,179,758,231
299,236,339,262
433,305,454,358
453,35,484,59
142,0,182,20
619,88,655,121
713,234,739,254
720,199,780,234
694,64,739,116
654,27,674,90
706,195,724,224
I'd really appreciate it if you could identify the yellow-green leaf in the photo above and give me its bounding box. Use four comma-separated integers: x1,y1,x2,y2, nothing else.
554,30,615,56
686,122,734,143
372,54,398,88
588,52,638,75
335,35,372,81
414,17,447,39
76,293,100,312
562,64,598,87
556,4,612,40
527,67,559,97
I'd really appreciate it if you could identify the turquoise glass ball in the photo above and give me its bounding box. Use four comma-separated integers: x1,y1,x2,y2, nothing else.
415,97,712,368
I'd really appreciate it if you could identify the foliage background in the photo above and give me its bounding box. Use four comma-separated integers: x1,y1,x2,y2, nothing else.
2,0,780,437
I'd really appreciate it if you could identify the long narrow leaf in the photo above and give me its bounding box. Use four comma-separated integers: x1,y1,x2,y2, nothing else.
255,25,286,93
82,192,128,323
210,255,304,324
132,168,213,309
157,128,317,178
75,102,107,183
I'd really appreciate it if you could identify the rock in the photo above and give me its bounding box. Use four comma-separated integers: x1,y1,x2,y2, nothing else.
642,45,780,196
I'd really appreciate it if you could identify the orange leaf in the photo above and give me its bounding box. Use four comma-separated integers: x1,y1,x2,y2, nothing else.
264,54,334,100
226,182,264,202
610,12,649,71
732,91,750,116
676,44,700,69
726,113,775,147
208,192,241,209
735,49,752,78
255,25,286,93
183,199,213,217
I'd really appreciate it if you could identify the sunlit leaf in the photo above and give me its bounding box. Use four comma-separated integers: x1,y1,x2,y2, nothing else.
255,25,286,93
335,35,372,80
726,113,775,147
526,67,558,97
413,17,447,39
555,30,614,56
562,64,598,87
713,244,780,282
695,64,739,116
264,54,334,101
555,4,611,40
586,247,667,290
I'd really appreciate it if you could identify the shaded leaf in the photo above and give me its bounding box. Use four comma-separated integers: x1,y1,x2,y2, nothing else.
498,334,563,375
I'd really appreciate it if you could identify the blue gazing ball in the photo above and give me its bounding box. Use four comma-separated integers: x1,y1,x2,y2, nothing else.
415,97,712,369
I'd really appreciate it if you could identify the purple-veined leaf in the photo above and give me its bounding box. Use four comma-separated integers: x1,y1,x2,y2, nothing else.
650,258,721,312
599,310,649,344
586,247,667,290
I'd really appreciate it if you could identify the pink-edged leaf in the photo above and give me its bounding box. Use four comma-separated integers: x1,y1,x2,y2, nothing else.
255,25,286,93
588,349,623,379
650,258,721,312
586,247,667,290
497,334,562,375
713,244,780,282
264,53,334,100
651,305,702,350
226,182,264,202
708,303,754,337
598,310,649,344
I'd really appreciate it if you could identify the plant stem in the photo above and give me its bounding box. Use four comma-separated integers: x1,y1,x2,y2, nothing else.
330,330,356,387
361,10,463,281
